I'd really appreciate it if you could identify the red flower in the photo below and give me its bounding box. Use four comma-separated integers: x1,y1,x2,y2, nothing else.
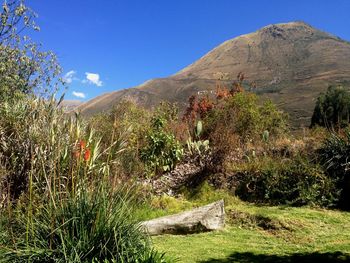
83,148,91,162
79,140,86,151
73,140,88,160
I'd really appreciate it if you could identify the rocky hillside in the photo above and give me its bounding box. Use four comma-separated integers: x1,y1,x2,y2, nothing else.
77,21,350,128
61,100,83,111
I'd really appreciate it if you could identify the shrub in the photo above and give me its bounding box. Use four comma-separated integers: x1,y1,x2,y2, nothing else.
227,156,338,206
199,92,288,166
183,181,240,207
311,85,350,129
204,93,288,142
319,130,350,209
186,121,210,158
140,114,183,175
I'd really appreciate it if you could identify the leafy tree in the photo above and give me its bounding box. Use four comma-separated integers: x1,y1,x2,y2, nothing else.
0,0,61,101
311,86,350,129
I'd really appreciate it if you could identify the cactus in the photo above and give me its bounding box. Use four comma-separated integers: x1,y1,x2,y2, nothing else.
196,120,203,138
186,138,210,156
262,130,270,142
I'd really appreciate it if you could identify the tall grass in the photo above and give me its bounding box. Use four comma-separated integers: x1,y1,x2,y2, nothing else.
0,96,172,262
0,186,162,262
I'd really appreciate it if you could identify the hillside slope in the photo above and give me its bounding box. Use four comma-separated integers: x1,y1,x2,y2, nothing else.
77,22,350,127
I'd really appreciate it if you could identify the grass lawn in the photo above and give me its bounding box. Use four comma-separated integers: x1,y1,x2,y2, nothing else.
152,201,350,262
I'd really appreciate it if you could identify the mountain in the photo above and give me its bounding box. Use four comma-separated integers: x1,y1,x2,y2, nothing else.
77,21,350,127
61,100,83,111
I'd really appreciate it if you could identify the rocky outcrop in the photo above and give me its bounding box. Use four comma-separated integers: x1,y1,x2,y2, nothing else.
149,154,212,196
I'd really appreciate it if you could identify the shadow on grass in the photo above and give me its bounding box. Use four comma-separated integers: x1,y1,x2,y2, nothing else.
199,251,350,263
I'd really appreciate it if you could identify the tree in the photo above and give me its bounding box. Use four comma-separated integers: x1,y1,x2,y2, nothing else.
311,86,350,129
0,0,62,101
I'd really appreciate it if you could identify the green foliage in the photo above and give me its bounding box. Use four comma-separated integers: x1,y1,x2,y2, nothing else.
229,156,338,206
0,0,61,102
183,182,239,207
311,85,350,129
154,102,179,124
186,137,210,156
0,95,105,200
185,120,210,157
195,120,203,138
140,114,183,174
134,195,194,222
319,131,350,181
262,130,270,143
0,186,171,263
91,250,175,263
319,130,350,209
89,100,150,177
0,96,171,263
204,93,288,142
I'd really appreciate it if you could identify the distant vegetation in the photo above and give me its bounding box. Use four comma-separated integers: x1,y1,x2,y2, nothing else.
311,85,350,129
0,1,349,262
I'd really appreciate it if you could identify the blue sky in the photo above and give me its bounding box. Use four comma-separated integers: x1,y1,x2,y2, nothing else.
26,0,350,101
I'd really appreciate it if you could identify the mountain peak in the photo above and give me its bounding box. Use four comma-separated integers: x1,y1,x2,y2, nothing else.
258,21,318,37
78,22,350,128
263,21,311,29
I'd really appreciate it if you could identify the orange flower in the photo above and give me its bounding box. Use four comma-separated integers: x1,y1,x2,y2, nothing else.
73,140,87,160
79,140,86,151
84,148,91,162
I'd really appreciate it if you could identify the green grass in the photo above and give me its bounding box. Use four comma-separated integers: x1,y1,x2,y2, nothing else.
152,200,350,262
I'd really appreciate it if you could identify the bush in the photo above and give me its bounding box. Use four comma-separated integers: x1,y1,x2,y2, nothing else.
199,92,288,166
204,93,288,142
140,114,183,175
319,130,350,209
227,156,338,206
0,186,171,263
311,85,350,129
183,181,240,207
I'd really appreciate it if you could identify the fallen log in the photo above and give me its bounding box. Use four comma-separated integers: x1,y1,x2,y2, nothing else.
141,200,225,235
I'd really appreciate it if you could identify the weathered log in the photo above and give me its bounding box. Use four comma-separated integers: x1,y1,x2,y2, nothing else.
141,200,225,235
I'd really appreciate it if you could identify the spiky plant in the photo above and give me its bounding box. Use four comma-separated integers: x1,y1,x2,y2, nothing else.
0,186,170,263
0,95,173,263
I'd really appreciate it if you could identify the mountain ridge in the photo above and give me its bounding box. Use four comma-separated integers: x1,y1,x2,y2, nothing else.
76,21,350,127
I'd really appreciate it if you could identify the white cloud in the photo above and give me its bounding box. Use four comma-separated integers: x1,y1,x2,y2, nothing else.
85,72,103,86
72,91,86,99
63,70,77,84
